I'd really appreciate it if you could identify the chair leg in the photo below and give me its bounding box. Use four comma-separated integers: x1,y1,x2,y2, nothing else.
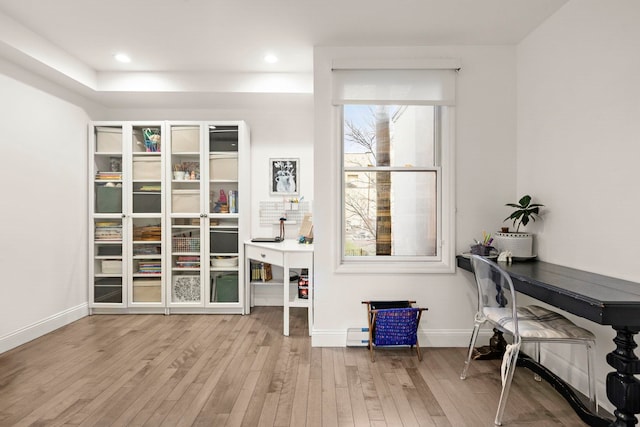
415,342,422,361
460,318,482,380
533,342,542,382
415,310,423,361
495,343,520,426
585,340,597,412
369,312,377,362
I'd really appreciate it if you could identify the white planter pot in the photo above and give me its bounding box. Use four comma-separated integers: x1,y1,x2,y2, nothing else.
493,232,534,258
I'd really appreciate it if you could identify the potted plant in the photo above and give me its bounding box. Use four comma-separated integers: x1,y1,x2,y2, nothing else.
494,195,544,258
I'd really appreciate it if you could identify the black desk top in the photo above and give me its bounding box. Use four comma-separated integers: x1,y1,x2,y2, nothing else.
456,255,640,327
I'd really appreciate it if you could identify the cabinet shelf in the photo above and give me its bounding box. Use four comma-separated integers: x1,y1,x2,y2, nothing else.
289,298,310,308
211,267,239,272
132,152,161,156
209,213,239,219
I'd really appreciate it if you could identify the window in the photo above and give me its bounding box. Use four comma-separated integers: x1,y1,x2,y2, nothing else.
333,63,457,273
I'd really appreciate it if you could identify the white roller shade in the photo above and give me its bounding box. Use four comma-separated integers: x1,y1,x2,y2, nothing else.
332,68,457,106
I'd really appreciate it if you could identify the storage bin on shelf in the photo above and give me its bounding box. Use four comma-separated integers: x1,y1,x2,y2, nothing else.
172,190,199,213
96,127,122,152
132,157,161,180
171,126,200,152
210,256,239,267
172,276,201,302
101,260,122,274
133,279,161,302
209,126,239,151
210,228,239,253
96,185,122,213
172,236,200,252
209,154,238,180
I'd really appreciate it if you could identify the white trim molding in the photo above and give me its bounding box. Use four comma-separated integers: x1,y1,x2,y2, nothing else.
0,303,89,354
311,327,490,348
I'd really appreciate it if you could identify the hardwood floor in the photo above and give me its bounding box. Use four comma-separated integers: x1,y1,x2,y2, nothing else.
0,307,590,426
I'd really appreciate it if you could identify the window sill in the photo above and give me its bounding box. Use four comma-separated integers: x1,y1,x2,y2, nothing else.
335,258,456,274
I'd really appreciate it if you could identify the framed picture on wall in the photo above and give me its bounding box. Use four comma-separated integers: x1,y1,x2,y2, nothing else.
270,158,299,196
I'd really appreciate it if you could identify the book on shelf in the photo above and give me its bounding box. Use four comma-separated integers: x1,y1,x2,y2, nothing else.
250,261,272,282
261,262,272,282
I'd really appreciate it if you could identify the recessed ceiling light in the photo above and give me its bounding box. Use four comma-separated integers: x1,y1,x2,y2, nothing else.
264,53,278,64
114,53,131,63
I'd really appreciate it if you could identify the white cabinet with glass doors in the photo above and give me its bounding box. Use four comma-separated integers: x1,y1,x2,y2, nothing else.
166,121,249,313
89,122,165,312
89,120,249,314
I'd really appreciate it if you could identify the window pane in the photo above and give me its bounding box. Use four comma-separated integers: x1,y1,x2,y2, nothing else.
344,171,437,257
343,105,435,167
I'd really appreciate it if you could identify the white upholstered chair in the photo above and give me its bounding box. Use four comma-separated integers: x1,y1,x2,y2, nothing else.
460,255,596,426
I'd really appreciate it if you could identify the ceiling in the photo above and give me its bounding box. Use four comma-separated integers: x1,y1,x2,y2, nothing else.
0,0,567,108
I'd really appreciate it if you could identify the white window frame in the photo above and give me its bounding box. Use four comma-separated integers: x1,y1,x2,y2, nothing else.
332,60,458,274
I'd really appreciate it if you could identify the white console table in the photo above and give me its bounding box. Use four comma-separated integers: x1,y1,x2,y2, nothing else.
244,240,314,336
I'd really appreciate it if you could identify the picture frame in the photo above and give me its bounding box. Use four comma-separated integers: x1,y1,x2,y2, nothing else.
270,158,299,196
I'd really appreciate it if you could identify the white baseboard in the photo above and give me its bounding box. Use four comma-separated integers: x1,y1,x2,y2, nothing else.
0,303,89,354
311,328,492,348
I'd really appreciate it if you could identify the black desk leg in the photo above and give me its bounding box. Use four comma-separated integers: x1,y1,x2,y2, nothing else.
606,326,640,427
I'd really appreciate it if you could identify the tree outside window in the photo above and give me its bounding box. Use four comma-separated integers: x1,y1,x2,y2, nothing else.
343,104,439,259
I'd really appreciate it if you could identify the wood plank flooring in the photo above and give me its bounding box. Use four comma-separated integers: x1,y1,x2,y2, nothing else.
0,307,591,426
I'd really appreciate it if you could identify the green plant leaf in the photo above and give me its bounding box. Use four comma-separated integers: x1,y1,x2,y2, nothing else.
519,195,532,207
503,195,544,232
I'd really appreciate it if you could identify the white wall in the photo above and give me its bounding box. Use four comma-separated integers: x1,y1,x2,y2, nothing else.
517,0,640,412
0,72,90,352
313,46,518,346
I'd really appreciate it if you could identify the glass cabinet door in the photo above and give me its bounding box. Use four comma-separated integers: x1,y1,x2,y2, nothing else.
170,218,203,304
168,123,204,305
169,124,201,216
93,219,124,303
92,125,124,305
131,218,163,303
208,125,240,304
129,123,164,304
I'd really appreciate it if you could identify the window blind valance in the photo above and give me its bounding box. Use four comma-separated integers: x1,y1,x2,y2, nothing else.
331,59,459,106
